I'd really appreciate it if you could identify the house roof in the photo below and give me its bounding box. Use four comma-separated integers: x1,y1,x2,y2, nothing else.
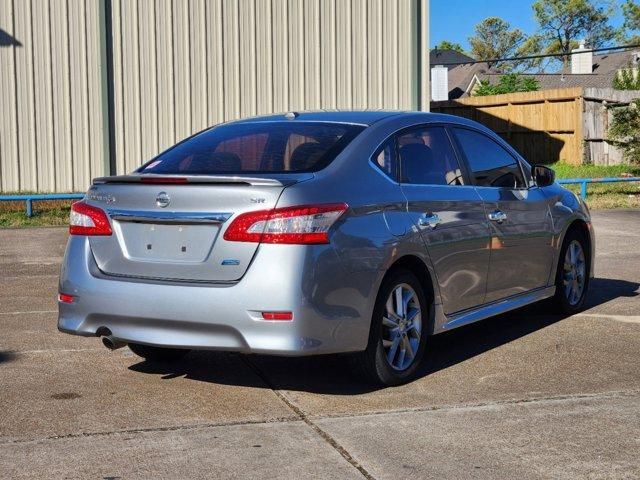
429,49,504,99
475,72,618,90
560,49,638,75
470,50,640,94
430,49,475,69
447,63,501,98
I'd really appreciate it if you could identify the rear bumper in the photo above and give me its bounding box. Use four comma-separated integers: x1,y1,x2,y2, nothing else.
58,236,377,356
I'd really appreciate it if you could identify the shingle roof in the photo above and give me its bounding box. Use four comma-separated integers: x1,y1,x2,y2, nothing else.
447,63,500,98
429,49,503,99
429,49,475,68
472,50,640,93
475,72,618,90
560,49,638,75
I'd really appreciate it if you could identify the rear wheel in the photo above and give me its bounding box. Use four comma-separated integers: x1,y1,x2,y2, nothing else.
128,343,190,362
355,269,429,386
552,229,590,314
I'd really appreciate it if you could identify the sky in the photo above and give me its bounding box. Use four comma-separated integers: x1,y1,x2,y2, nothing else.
430,0,627,51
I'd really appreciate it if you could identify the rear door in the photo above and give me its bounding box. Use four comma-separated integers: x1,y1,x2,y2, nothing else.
450,127,555,303
397,125,490,314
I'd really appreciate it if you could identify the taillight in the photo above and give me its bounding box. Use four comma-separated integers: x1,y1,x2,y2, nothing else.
69,201,112,236
224,203,348,244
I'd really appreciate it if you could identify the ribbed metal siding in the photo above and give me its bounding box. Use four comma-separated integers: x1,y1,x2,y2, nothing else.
0,0,429,191
110,0,428,174
0,0,108,192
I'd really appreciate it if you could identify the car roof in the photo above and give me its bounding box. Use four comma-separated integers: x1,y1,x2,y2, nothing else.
228,110,471,127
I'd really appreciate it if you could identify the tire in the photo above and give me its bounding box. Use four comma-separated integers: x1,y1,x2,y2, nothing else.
551,228,590,315
128,343,190,362
354,269,429,387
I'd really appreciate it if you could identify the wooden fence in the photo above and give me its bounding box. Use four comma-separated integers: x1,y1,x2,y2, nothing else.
431,87,640,166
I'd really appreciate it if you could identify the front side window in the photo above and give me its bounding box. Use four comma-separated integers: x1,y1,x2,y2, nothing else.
139,122,365,174
452,128,525,188
397,126,465,186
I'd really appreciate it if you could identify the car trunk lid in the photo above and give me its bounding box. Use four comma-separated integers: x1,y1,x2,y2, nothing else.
87,174,309,282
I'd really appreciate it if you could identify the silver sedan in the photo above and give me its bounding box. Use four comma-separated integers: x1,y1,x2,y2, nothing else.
58,111,594,386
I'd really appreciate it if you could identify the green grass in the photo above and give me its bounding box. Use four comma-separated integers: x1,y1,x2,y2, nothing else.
551,162,640,179
0,199,73,228
550,162,640,209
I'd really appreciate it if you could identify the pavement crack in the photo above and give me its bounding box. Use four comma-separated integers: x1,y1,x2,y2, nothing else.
307,389,640,422
241,357,377,480
0,416,298,446
5,389,636,448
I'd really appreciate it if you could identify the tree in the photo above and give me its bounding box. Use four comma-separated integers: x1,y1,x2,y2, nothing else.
608,99,640,164
532,0,616,67
620,0,640,45
468,17,526,70
473,74,540,96
434,40,465,54
515,34,552,73
613,67,640,90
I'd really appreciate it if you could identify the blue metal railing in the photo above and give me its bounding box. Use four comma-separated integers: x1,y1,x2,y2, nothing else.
0,193,84,217
557,177,640,199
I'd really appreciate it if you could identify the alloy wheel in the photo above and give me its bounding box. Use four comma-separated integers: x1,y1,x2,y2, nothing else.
382,283,422,371
563,240,586,306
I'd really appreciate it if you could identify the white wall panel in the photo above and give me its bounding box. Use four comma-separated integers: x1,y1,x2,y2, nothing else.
139,0,159,160
33,0,55,191
351,0,368,109
206,0,225,124
0,0,19,191
303,0,321,109
155,0,176,154
69,0,90,190
256,0,274,114
51,0,73,191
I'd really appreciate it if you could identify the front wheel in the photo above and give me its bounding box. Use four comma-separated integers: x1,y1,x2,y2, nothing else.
128,343,190,362
552,229,590,314
354,269,429,387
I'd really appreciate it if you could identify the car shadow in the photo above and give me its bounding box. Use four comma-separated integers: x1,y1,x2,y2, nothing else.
129,276,639,395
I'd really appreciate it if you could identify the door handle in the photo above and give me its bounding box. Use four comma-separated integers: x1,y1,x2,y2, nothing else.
418,213,442,229
488,210,507,223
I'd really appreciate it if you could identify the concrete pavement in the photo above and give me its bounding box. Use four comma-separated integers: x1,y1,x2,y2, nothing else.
0,210,638,479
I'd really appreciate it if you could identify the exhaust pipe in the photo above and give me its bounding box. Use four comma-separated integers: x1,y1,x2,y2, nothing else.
102,335,126,350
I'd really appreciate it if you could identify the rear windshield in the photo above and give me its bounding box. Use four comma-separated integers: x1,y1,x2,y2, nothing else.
138,121,366,174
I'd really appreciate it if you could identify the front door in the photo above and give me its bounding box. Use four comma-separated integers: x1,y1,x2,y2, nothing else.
450,127,555,303
397,126,491,314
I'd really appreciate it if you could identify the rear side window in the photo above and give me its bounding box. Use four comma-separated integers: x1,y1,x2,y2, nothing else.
397,127,466,186
452,128,525,188
139,122,365,174
372,138,397,180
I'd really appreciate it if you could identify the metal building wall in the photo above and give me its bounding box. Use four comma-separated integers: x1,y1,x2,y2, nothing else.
0,0,429,192
111,0,428,174
0,0,109,193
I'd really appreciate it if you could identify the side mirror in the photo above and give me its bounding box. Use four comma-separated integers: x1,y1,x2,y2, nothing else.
532,165,555,187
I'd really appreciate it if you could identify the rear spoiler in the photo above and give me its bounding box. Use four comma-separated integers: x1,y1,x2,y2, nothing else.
92,174,299,187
